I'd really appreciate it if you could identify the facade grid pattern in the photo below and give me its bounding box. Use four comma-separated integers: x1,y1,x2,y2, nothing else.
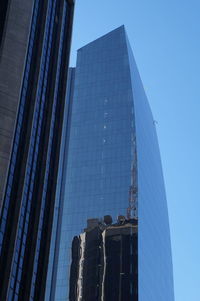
51,26,174,301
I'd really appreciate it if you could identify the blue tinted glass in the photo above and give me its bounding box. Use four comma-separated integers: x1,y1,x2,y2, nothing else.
52,26,174,301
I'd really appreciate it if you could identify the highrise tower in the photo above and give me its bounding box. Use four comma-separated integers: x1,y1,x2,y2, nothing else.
0,0,74,300
47,26,174,301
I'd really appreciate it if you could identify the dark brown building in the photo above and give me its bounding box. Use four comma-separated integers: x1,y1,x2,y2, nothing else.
0,0,74,299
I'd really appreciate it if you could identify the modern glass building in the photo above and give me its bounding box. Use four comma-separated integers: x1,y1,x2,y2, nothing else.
47,26,174,300
0,0,74,300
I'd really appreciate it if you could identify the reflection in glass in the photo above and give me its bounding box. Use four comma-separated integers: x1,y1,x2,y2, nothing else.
69,216,138,301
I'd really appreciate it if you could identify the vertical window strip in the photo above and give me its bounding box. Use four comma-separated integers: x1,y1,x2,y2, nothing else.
29,2,68,298
7,0,57,299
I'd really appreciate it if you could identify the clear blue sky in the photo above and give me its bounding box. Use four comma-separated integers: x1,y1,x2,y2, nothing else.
70,1,200,300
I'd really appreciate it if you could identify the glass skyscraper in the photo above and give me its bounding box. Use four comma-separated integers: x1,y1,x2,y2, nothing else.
47,26,174,300
0,0,74,300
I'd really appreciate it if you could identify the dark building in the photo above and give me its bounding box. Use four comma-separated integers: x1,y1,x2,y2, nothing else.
69,217,138,301
0,0,74,300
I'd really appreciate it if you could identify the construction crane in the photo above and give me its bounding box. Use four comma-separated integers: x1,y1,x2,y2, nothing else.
127,133,138,220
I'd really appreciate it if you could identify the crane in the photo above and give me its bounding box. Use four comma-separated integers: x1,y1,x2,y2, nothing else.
127,133,138,220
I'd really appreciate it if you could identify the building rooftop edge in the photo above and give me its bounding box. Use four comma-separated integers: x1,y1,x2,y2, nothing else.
77,25,126,52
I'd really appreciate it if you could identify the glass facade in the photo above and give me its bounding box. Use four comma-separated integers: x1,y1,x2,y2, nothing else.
69,217,138,301
51,26,174,300
126,34,174,300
